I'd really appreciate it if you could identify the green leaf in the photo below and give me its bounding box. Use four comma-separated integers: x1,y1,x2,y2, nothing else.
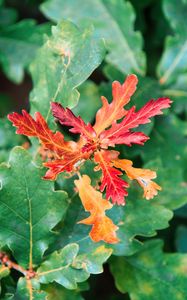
110,239,187,300
162,0,187,34
157,35,187,85
72,81,101,123
0,147,69,268
15,278,47,300
0,265,10,279
0,118,26,163
0,20,51,83
37,242,111,290
108,189,173,256
157,0,187,85
40,0,146,75
42,283,84,300
74,245,112,274
37,244,89,289
163,74,187,115
29,20,105,126
142,114,187,210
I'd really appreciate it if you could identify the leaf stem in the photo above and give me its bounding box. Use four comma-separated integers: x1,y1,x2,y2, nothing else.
0,252,35,279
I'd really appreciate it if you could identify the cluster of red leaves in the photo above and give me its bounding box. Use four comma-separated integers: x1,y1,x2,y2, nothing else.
8,74,171,244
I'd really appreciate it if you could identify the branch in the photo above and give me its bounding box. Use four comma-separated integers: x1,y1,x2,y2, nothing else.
0,252,36,279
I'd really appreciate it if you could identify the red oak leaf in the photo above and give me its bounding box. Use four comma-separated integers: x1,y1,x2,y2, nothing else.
74,174,119,244
8,110,77,158
94,150,129,205
51,102,96,141
100,97,172,143
43,151,91,180
93,74,138,135
113,159,162,200
101,131,149,148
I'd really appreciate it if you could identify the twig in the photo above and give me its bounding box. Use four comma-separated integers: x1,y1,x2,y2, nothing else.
0,252,35,279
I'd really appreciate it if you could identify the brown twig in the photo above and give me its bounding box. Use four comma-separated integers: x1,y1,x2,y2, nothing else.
0,252,36,279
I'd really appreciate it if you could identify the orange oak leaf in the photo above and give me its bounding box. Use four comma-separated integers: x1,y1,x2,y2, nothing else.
93,74,138,135
7,110,78,158
51,102,96,141
100,97,172,143
74,174,119,244
94,150,129,205
113,159,162,200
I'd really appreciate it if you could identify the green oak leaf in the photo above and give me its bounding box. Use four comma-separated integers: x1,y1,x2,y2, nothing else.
0,265,10,279
72,80,101,124
162,0,187,34
157,0,187,85
108,189,173,256
14,278,47,300
141,114,187,209
163,74,187,116
143,158,187,210
29,20,105,126
0,20,50,83
110,239,187,300
74,245,112,274
38,242,111,289
40,0,146,76
0,118,26,163
37,244,88,289
0,147,69,268
42,283,84,300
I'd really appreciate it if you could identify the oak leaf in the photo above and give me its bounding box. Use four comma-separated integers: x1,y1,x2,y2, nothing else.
51,102,96,141
74,174,119,243
93,74,138,135
7,110,77,158
113,159,162,200
100,97,172,146
94,150,129,205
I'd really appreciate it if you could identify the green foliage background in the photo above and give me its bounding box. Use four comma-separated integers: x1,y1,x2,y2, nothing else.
0,0,187,299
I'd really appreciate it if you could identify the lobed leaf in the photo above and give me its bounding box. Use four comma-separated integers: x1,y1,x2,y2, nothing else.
29,20,105,126
142,114,187,210
158,0,187,85
100,97,172,144
94,150,129,205
8,110,78,158
113,159,161,200
15,278,47,300
0,147,69,268
51,102,96,141
0,20,50,83
43,155,84,180
94,74,138,135
110,239,187,300
40,0,146,76
74,174,119,243
37,244,88,290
